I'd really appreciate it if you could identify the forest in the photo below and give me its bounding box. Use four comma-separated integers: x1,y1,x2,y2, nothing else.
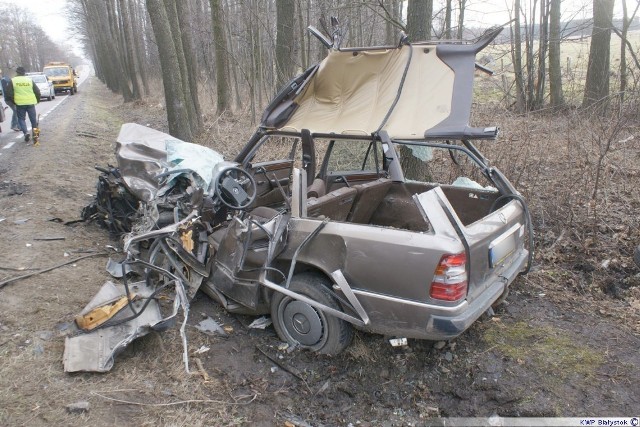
1,1,638,133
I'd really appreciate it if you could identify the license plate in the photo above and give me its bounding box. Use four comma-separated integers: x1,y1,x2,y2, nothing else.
489,224,521,268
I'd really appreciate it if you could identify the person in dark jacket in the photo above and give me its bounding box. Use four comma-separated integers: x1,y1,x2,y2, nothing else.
6,66,40,142
0,70,20,131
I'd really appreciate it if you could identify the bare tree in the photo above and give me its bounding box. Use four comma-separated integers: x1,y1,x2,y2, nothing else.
276,0,295,88
407,0,433,41
171,0,203,133
146,0,193,141
457,0,466,39
444,0,452,39
548,0,564,108
210,0,231,115
616,0,640,101
511,0,527,111
582,0,615,110
118,0,142,100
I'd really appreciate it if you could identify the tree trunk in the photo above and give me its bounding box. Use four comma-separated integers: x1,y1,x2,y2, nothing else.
106,0,134,100
457,0,466,39
582,0,614,109
297,0,307,69
210,0,231,115
524,5,535,110
175,0,203,133
512,0,526,111
129,0,151,96
275,0,295,88
146,0,193,141
549,0,564,108
118,0,142,100
534,0,549,109
407,0,432,41
164,0,200,135
618,0,631,101
445,0,452,39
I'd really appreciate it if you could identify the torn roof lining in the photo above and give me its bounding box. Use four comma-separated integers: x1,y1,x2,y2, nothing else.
278,44,454,139
272,27,503,140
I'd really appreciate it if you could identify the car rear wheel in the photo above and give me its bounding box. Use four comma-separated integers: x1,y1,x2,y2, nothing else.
271,272,353,355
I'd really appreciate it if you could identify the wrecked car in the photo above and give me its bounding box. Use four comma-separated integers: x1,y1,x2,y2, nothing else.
65,26,532,372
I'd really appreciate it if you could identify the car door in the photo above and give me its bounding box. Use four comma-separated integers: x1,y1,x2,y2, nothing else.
318,138,386,192
245,135,300,208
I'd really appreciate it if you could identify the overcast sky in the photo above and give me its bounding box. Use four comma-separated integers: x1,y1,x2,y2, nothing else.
3,0,70,41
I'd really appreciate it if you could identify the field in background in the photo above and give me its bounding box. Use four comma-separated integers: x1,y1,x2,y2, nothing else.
477,30,640,104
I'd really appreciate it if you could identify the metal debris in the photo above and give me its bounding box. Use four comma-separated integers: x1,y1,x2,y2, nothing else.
248,316,272,330
195,317,227,337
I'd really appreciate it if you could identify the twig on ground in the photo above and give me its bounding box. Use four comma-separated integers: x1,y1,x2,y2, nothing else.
0,253,109,290
90,391,257,407
76,131,98,138
0,266,38,272
256,346,305,381
193,357,210,382
255,346,311,392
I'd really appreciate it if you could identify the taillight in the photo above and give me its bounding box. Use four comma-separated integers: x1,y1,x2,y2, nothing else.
430,252,468,301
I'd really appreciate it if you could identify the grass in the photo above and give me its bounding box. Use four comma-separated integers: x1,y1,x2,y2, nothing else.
483,321,604,381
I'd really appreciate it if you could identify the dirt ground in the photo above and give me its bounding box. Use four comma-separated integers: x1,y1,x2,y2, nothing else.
0,78,638,426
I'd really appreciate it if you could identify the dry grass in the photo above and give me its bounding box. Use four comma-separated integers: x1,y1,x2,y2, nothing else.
472,97,640,321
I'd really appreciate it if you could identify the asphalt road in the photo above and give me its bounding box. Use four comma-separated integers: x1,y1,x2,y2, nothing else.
0,67,90,157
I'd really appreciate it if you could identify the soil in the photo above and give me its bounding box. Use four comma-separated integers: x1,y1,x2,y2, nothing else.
0,78,638,426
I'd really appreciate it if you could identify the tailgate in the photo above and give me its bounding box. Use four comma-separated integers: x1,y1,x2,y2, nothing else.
416,187,528,304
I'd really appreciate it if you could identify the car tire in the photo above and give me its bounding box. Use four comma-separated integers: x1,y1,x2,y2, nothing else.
271,272,353,355
70,88,75,96
47,95,52,101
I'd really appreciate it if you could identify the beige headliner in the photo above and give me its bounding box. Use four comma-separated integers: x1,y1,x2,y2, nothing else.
280,45,454,139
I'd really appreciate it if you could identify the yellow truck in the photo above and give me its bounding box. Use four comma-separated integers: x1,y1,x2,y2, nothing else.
43,62,78,95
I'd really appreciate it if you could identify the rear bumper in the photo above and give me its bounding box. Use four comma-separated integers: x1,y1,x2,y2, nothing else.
353,249,528,340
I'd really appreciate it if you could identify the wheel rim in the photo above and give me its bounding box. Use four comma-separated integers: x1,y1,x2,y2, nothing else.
278,298,327,348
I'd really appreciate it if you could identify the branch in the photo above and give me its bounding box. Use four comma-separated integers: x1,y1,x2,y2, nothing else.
362,0,406,32
0,253,108,290
612,27,640,70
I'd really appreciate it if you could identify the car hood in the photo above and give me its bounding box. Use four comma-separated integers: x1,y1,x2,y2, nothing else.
262,27,502,140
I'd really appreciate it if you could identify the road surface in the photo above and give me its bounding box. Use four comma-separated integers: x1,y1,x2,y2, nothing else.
0,66,90,156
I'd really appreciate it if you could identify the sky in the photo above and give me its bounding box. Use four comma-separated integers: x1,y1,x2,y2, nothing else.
2,0,71,40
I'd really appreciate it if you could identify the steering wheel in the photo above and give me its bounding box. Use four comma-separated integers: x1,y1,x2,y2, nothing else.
214,166,257,209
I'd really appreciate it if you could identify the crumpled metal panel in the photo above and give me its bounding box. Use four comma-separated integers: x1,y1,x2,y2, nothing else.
115,123,224,202
63,280,175,373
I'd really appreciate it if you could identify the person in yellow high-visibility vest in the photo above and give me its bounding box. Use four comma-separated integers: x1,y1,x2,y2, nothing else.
5,66,40,143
